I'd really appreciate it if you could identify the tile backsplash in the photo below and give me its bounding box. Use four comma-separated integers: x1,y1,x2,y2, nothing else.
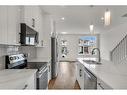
0,45,36,70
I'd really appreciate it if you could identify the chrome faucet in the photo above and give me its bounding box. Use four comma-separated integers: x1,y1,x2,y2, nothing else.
92,48,101,62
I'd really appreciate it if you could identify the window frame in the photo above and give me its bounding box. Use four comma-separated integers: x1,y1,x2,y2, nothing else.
78,34,100,56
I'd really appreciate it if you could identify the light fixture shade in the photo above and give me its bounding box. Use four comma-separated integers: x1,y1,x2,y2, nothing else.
89,24,94,33
61,17,65,20
104,9,111,26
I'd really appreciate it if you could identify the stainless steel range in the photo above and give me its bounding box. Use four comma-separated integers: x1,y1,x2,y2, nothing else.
5,54,48,89
27,62,48,89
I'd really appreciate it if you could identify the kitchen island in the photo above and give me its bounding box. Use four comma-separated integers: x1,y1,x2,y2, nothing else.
77,58,127,89
0,69,37,89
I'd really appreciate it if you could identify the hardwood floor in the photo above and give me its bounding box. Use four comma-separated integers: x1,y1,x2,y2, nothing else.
48,62,80,89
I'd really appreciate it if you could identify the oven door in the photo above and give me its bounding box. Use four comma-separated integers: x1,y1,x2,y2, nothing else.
37,67,48,89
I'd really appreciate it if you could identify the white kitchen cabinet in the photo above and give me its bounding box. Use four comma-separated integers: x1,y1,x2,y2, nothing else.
76,62,84,89
7,6,21,45
0,6,44,45
0,6,20,45
36,8,44,47
97,78,112,89
0,6,8,44
23,73,36,90
23,6,33,29
23,6,42,31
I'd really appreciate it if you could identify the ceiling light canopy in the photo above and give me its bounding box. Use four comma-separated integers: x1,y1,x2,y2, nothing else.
104,9,111,26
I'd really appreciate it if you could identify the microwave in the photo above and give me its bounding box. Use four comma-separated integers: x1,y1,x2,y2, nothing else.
20,23,38,46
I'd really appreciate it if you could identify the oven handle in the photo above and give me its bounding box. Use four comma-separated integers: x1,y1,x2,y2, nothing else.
38,68,48,78
38,66,47,74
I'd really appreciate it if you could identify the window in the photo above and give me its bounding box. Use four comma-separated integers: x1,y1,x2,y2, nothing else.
78,36,97,55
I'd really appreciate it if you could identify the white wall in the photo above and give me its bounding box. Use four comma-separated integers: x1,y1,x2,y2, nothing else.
58,34,99,61
0,45,36,70
100,23,127,61
58,34,78,61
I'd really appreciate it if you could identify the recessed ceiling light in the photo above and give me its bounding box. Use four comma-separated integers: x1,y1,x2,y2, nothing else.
61,32,67,34
61,17,65,20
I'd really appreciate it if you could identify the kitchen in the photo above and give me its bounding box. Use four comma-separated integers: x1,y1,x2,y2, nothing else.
0,5,127,90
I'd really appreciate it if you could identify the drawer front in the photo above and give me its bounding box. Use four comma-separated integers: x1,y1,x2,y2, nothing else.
76,63,84,89
97,78,112,89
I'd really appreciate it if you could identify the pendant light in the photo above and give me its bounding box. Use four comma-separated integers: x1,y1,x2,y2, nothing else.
89,24,94,33
104,9,111,26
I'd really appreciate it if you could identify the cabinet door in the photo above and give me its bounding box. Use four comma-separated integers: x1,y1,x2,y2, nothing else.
76,62,80,81
23,6,33,28
7,6,20,45
35,7,44,47
36,13,43,47
0,6,8,44
76,62,84,89
79,63,85,89
23,73,36,90
23,6,38,30
97,78,112,89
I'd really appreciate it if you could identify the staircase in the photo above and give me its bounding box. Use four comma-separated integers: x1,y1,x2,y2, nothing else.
111,34,127,64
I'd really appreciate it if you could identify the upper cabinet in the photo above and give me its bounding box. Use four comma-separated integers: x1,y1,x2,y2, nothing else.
7,6,21,45
21,6,44,47
0,6,44,46
0,7,8,44
0,6,21,45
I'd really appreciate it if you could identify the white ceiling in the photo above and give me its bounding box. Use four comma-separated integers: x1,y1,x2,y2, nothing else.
41,6,127,34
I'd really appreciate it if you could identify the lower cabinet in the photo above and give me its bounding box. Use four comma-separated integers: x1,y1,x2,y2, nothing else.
76,62,85,89
76,62,112,90
23,73,36,90
76,62,97,89
97,78,112,90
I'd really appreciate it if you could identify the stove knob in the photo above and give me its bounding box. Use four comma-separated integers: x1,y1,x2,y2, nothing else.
9,57,13,60
15,56,17,60
17,57,19,59
14,56,16,60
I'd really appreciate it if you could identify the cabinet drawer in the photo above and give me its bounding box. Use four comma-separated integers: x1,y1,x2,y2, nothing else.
97,79,112,89
23,73,36,90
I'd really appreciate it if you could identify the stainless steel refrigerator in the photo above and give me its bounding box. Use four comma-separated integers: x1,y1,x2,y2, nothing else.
51,36,58,79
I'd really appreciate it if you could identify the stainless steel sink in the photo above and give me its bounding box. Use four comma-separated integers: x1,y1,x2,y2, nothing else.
83,60,101,65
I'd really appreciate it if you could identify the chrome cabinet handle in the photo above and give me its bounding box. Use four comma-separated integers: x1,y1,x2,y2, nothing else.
23,84,28,90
